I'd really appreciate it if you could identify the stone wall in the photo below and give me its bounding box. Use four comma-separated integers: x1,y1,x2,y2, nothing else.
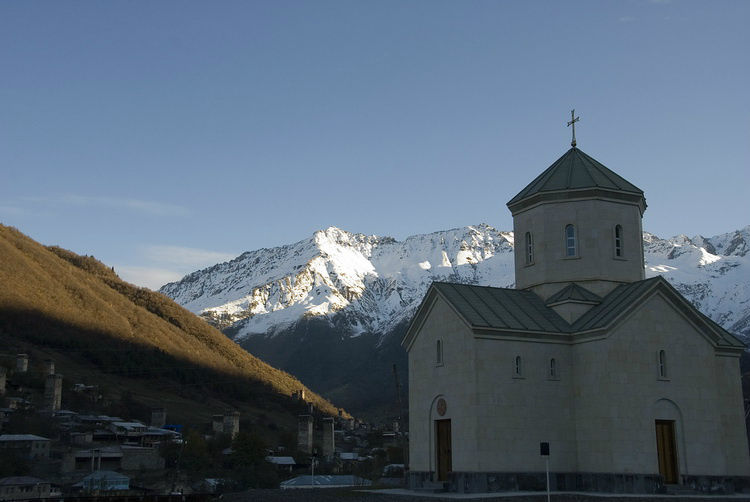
407,295,476,473
512,198,644,298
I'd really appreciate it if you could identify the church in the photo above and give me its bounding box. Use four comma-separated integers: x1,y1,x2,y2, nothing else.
402,126,750,494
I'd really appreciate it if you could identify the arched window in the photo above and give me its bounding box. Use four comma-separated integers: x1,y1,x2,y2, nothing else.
549,358,557,379
565,224,577,257
658,350,667,378
436,340,443,365
514,355,522,377
525,232,534,264
615,225,623,257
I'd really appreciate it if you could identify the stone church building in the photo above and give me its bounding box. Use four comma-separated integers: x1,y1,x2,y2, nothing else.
403,145,749,493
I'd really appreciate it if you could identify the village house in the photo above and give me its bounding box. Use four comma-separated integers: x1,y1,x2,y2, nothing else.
0,477,54,501
0,434,51,461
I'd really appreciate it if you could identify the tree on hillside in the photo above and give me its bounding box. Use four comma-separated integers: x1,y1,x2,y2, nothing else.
229,431,278,488
180,430,212,477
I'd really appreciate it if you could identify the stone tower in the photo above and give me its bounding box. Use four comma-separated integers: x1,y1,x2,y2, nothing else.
212,414,225,434
223,411,240,438
321,417,335,458
297,414,313,454
151,407,167,428
507,147,647,301
16,354,28,373
0,366,6,396
44,374,63,411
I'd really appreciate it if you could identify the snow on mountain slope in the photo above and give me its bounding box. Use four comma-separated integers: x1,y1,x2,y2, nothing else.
160,224,515,339
160,224,750,341
643,226,750,338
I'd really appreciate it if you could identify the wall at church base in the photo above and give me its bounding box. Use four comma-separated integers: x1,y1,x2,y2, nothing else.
447,471,662,494
409,470,750,495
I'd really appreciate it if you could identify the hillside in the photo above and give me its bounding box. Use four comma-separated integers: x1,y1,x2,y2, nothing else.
0,224,345,426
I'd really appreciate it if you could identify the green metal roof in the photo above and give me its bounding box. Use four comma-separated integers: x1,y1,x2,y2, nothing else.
545,283,602,306
507,147,645,208
571,278,659,331
696,310,746,348
432,282,570,333
570,277,745,347
420,278,745,349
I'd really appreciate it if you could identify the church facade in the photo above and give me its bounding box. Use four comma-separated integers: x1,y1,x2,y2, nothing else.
403,146,749,494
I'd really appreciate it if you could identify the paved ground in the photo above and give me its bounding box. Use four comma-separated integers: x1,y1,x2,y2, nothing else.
222,488,750,502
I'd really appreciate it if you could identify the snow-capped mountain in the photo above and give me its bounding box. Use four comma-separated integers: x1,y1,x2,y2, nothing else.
160,224,750,416
642,227,750,339
160,224,516,342
161,224,750,342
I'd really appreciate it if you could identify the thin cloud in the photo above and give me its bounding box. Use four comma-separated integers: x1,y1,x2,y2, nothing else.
115,266,185,291
116,244,238,289
0,205,25,216
21,195,190,217
619,16,636,23
142,245,237,268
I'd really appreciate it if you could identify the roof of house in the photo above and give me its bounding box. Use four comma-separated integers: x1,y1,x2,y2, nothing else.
0,434,50,442
80,470,129,482
280,475,371,488
405,277,745,349
112,421,146,429
266,456,296,465
507,147,645,210
0,477,48,486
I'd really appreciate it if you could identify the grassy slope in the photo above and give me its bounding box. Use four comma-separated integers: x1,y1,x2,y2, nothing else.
0,224,346,422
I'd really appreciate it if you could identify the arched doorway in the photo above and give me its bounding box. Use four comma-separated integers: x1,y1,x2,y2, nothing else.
652,399,685,484
429,395,452,482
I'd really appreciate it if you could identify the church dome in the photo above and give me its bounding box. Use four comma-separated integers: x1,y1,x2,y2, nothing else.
507,147,646,215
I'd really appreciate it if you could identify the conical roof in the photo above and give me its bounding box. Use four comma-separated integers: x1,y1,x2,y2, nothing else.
507,147,645,212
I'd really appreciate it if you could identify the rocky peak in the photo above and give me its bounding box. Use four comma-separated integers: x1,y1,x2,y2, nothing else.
161,224,750,342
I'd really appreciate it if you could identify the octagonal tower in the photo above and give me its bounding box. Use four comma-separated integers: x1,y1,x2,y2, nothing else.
507,147,646,300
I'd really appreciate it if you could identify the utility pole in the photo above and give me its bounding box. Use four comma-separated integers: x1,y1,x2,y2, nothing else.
392,364,409,469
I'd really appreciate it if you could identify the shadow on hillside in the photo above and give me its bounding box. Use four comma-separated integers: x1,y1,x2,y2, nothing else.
238,317,409,420
0,307,290,410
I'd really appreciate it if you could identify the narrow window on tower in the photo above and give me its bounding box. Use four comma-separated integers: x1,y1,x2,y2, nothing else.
436,339,443,366
549,358,558,379
615,224,623,258
658,349,667,379
513,355,523,378
565,224,577,257
525,232,534,265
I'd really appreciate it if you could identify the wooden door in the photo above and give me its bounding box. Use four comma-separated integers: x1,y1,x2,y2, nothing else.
435,419,452,481
655,420,678,484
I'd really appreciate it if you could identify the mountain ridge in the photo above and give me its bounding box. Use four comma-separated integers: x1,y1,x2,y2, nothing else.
161,224,750,342
160,223,750,417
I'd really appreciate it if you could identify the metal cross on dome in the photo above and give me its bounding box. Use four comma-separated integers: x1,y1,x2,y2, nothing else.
567,109,580,147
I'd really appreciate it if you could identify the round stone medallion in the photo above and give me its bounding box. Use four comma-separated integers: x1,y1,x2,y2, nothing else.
436,398,447,416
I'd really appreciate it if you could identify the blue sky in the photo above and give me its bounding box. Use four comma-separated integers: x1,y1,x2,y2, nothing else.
1,1,748,289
